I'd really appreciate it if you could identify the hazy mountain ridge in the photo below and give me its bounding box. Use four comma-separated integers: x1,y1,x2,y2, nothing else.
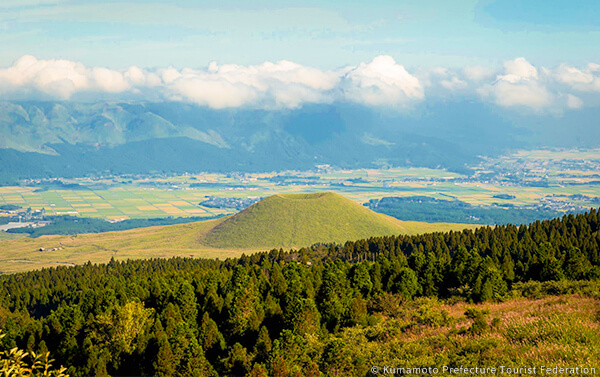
1,100,599,183
0,102,228,152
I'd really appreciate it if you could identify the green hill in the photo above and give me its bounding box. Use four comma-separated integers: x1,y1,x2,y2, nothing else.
202,192,409,248
0,192,479,273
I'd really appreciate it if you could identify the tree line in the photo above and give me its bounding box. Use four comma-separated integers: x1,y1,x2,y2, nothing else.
7,215,214,237
364,195,563,225
0,209,598,376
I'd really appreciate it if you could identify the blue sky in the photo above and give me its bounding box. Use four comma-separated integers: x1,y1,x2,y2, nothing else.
0,0,599,112
1,0,598,69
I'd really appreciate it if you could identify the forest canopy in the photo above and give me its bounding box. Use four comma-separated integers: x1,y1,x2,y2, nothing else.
0,209,599,376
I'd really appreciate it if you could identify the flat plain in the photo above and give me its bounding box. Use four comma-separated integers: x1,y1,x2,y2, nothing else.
2,148,600,220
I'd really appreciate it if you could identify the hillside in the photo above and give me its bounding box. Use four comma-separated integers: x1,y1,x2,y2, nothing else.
203,192,407,248
0,192,478,273
0,207,599,375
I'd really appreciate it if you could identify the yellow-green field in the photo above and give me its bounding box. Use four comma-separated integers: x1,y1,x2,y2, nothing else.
0,232,27,241
0,219,232,274
0,185,230,220
509,148,600,160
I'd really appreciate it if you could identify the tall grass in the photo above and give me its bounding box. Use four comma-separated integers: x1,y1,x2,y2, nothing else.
336,294,600,374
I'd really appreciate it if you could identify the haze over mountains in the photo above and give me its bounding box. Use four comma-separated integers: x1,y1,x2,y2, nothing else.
1,99,599,184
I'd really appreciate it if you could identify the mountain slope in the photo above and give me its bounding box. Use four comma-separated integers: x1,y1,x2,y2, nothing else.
0,101,228,153
3,101,600,184
0,100,558,183
202,192,408,248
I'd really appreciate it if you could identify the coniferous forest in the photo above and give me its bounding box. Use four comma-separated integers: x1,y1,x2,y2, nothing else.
1,210,600,376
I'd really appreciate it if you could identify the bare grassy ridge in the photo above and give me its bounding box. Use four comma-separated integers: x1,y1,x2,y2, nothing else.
340,295,600,374
204,192,412,248
0,218,233,274
203,192,477,248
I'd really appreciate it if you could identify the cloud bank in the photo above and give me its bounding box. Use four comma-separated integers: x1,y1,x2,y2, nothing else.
0,55,598,112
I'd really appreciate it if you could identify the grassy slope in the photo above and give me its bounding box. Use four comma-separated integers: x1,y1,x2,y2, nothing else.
342,294,600,371
203,192,405,248
203,192,469,249
0,192,478,274
0,219,237,274
0,232,27,241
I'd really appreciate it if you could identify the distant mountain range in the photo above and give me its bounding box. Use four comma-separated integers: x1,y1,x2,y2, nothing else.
1,100,599,183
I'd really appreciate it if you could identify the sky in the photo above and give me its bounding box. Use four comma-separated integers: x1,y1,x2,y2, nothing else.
0,0,599,111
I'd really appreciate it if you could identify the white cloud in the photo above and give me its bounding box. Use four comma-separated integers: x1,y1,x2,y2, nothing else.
549,63,600,93
0,55,141,99
0,55,89,99
554,64,594,85
501,57,538,82
480,80,553,108
478,57,553,110
429,67,449,77
415,67,467,91
124,66,146,87
157,67,181,84
0,55,341,108
340,55,423,106
91,67,130,93
1,54,600,112
440,76,467,90
588,63,600,72
162,60,339,109
167,75,258,109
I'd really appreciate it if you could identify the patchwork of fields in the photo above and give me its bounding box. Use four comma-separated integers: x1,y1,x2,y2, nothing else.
1,162,600,220
0,185,230,220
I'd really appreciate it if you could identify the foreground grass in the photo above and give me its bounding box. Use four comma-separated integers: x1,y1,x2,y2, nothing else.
337,294,600,375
